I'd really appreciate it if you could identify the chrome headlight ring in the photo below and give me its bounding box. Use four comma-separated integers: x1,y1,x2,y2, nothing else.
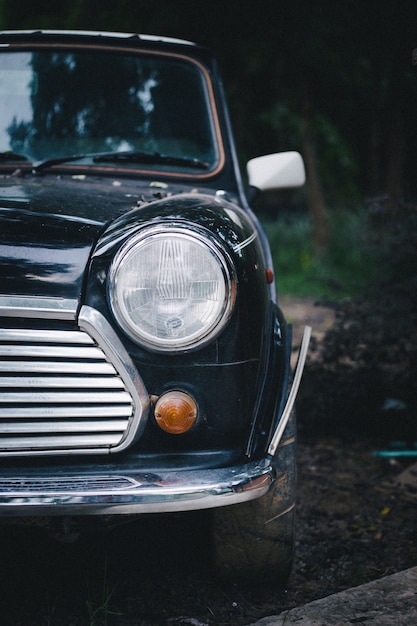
108,225,237,353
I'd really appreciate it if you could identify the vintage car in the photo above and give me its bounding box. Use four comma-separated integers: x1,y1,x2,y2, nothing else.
0,29,309,583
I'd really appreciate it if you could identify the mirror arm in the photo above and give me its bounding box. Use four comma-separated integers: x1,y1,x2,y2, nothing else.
246,185,260,203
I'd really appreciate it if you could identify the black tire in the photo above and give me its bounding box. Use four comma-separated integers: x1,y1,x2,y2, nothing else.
212,411,296,585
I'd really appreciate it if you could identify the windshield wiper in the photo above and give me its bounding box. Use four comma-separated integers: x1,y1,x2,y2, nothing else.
0,151,29,163
32,153,92,174
32,150,209,174
93,150,209,170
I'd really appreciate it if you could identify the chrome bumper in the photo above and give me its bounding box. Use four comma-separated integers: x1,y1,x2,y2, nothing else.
0,459,274,516
0,326,310,518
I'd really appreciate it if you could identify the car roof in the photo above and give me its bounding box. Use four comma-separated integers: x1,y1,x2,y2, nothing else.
0,29,196,47
0,29,216,67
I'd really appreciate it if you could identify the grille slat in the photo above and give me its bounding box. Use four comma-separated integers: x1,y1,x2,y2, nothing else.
0,405,133,418
0,434,123,450
0,345,105,359
0,361,115,374
0,420,128,434
2,329,94,344
0,326,136,454
0,391,132,404
0,376,125,388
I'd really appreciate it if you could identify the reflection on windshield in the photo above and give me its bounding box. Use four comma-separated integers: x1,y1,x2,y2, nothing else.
0,50,218,171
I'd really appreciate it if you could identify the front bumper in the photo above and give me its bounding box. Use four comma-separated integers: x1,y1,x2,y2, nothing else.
0,325,311,518
0,458,274,516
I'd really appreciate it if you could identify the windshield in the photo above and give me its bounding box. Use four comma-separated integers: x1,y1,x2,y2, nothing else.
0,48,222,174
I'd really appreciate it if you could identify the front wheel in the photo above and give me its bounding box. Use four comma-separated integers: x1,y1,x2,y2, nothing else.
212,413,296,585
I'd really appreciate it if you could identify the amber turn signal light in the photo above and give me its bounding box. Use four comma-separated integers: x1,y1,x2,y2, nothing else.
154,391,198,434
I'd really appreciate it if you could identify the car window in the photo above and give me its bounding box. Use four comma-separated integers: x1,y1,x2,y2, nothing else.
0,48,220,173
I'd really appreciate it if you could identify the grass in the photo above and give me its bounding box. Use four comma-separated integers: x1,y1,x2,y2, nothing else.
85,559,122,626
262,207,376,300
42,591,55,626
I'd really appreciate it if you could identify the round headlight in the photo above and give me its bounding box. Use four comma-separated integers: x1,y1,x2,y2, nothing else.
108,226,236,352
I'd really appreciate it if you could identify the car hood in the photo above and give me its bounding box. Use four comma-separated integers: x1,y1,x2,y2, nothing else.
0,175,206,302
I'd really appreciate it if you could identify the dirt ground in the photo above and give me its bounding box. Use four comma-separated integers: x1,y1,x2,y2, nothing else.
0,296,415,626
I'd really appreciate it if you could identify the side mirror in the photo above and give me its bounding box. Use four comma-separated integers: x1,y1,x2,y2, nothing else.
247,151,305,192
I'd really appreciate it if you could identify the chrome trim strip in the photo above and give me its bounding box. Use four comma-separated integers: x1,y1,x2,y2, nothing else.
0,376,125,389
0,420,128,434
1,329,93,343
233,230,257,253
78,306,150,453
0,344,105,359
268,325,311,457
0,391,132,404
0,406,132,419
1,434,123,449
0,296,78,320
0,361,115,374
0,459,274,515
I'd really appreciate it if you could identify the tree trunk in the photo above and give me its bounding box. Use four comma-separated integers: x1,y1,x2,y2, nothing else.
386,104,405,204
301,104,329,257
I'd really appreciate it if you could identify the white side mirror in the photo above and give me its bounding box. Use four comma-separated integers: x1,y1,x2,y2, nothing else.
247,151,305,191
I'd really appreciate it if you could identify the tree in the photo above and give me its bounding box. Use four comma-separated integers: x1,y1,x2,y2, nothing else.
2,0,417,207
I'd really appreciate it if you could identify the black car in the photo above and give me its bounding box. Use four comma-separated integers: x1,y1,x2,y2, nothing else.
0,29,309,584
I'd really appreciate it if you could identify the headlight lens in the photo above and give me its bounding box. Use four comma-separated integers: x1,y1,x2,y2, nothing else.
108,227,236,352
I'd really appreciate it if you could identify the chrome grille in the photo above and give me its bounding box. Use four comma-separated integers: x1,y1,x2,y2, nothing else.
0,324,136,455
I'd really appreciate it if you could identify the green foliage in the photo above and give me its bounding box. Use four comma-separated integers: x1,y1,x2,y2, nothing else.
85,559,122,626
261,102,359,202
297,199,417,441
263,206,375,299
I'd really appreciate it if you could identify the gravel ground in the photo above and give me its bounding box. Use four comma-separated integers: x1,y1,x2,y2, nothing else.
0,297,415,625
1,434,415,626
